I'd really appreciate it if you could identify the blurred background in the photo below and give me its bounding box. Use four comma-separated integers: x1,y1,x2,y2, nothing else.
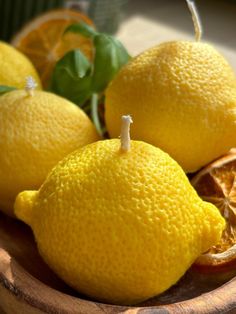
117,0,236,71
0,0,128,40
0,0,236,69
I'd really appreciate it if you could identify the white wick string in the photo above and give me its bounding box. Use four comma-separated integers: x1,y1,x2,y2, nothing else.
25,76,37,96
186,0,202,41
120,115,133,152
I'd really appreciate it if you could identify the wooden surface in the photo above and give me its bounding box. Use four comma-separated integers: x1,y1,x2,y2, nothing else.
0,212,236,314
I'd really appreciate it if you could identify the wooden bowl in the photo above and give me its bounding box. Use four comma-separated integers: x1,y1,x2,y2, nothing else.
0,211,236,314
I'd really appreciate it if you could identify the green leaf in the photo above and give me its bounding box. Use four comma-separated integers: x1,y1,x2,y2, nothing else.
50,49,92,106
90,93,103,136
111,37,131,66
91,34,131,93
0,85,17,95
65,22,98,38
52,25,130,121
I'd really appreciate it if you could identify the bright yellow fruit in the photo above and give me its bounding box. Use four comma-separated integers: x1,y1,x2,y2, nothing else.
0,41,41,89
105,41,236,172
0,90,99,215
15,139,225,305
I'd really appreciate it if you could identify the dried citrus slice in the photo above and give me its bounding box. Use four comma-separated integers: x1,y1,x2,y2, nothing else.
191,152,236,269
12,9,94,88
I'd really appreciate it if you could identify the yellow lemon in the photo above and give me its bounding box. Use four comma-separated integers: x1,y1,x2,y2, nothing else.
105,41,236,172
0,87,99,215
0,41,41,89
14,116,225,305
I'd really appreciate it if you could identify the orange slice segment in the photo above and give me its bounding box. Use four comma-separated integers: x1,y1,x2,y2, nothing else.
12,9,94,88
191,152,236,269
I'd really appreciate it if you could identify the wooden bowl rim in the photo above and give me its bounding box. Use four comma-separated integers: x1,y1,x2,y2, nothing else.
1,247,236,314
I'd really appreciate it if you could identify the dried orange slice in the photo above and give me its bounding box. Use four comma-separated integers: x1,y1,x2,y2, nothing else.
12,9,94,88
191,152,236,270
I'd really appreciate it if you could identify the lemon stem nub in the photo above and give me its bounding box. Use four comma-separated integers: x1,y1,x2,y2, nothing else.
120,115,133,152
14,190,37,227
25,76,37,96
186,0,202,41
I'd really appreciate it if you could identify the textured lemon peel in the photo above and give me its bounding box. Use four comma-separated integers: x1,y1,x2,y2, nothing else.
12,138,226,305
0,89,99,215
120,115,133,152
186,0,202,41
105,41,236,172
0,41,42,89
25,76,37,96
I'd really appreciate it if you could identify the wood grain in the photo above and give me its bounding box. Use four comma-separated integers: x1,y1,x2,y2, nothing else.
0,211,236,314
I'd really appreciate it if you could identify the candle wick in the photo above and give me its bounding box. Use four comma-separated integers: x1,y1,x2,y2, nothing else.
25,76,37,96
120,115,133,152
186,0,202,42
